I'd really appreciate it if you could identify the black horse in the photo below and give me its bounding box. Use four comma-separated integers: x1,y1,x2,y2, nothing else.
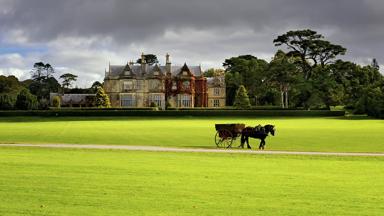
239,124,276,150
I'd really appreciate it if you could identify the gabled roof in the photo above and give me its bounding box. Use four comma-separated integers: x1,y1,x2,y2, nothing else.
147,64,165,77
107,63,203,78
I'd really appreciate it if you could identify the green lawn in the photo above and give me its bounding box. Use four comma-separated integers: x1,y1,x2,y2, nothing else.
0,147,383,216
0,116,383,152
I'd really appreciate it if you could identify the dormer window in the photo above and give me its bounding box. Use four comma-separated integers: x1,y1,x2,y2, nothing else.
124,70,130,76
182,71,188,76
154,71,159,76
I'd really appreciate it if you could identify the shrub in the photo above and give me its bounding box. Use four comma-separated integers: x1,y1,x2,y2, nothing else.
52,96,61,108
233,85,251,109
95,87,111,108
165,101,172,110
150,102,157,107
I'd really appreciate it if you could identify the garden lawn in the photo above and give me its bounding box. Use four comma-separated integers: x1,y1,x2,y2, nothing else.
0,116,383,153
0,147,383,216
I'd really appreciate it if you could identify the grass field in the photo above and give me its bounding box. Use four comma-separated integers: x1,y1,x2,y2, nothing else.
0,147,383,216
0,116,383,152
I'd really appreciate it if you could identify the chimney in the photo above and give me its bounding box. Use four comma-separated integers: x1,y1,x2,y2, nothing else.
166,53,171,74
141,52,147,74
108,61,111,76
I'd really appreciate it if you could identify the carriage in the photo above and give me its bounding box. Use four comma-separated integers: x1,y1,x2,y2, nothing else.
214,123,246,148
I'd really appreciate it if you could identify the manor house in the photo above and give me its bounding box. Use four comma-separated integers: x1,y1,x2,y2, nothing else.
103,53,225,109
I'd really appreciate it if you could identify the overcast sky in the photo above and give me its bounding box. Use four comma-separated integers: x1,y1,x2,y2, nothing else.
1,0,383,87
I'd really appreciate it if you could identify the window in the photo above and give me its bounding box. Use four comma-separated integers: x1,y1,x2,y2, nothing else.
123,80,134,92
124,70,130,76
213,99,220,107
183,71,188,76
149,79,161,90
154,71,159,76
121,94,136,107
149,94,163,107
178,94,192,107
136,80,144,90
214,88,220,96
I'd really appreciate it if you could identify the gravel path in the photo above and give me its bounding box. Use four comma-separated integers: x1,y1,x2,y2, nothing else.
1,143,384,157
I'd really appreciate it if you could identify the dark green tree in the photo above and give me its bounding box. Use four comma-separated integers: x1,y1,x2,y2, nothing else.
0,75,25,110
0,94,16,110
204,68,215,77
273,29,346,80
31,62,55,82
15,89,38,110
136,54,159,65
224,55,268,105
95,87,111,108
90,81,103,93
28,62,60,109
355,86,384,118
267,50,298,108
60,73,78,92
233,85,251,109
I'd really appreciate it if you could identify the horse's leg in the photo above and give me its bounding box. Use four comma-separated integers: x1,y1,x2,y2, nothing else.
239,134,244,148
261,140,265,150
246,137,251,149
258,140,263,150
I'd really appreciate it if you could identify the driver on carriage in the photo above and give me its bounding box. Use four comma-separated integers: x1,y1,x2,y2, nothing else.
254,124,265,133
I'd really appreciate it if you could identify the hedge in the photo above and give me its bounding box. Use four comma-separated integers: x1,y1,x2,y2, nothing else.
0,110,345,117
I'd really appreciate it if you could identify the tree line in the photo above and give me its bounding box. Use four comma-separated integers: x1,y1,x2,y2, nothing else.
213,29,383,118
0,62,106,110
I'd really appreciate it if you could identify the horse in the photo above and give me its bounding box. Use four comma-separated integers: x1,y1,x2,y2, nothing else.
239,124,276,150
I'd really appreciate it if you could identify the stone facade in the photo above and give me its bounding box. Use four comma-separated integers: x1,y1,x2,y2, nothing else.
207,76,226,108
104,53,225,109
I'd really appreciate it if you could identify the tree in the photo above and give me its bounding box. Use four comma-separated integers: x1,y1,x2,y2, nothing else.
28,62,60,109
15,89,38,110
136,54,159,65
273,29,346,80
60,73,78,92
0,75,26,110
28,77,60,108
95,87,111,108
233,85,251,109
371,58,380,70
267,50,298,108
223,55,268,105
90,81,103,93
31,62,55,82
204,68,215,77
0,94,16,110
204,68,225,77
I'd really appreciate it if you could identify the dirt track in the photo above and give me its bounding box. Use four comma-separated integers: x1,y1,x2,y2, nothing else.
1,143,384,157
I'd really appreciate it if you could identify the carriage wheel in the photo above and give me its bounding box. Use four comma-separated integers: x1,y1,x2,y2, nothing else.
215,129,233,148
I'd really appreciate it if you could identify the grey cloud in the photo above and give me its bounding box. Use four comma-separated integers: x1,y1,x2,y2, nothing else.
0,0,383,86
